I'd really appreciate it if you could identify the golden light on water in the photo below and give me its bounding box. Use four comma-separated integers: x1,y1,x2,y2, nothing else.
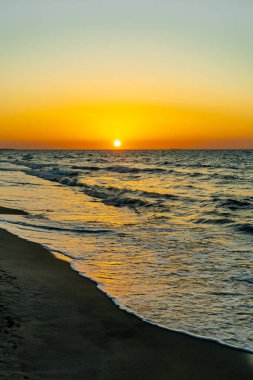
113,139,122,148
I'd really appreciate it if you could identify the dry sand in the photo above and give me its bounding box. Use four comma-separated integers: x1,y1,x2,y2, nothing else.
0,206,252,379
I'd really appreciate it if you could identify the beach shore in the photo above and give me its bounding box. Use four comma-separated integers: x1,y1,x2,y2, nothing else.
0,206,252,379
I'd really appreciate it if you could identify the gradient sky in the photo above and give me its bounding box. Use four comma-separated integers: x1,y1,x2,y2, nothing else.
1,0,253,149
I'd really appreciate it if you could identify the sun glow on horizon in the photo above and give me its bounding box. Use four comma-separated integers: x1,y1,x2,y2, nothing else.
113,139,122,148
0,1,253,150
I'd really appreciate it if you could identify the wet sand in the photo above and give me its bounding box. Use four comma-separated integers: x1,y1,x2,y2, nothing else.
0,206,252,379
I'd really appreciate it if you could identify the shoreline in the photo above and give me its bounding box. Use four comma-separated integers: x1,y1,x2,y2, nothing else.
1,207,252,356
79,264,253,355
0,206,252,379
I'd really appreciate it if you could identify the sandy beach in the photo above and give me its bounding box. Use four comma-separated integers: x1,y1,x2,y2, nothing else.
0,206,252,379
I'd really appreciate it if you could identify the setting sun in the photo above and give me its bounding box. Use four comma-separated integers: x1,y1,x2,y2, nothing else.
113,139,122,148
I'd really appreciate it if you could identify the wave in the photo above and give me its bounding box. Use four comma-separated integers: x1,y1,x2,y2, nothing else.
195,217,233,225
20,168,164,210
76,183,169,210
232,276,253,284
159,167,240,181
218,198,252,211
234,223,253,235
12,164,179,211
0,167,22,172
195,216,253,235
0,219,112,235
12,158,168,175
71,164,167,174
7,157,244,184
22,153,33,160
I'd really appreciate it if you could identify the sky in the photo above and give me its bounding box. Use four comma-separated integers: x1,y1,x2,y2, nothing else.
0,0,253,149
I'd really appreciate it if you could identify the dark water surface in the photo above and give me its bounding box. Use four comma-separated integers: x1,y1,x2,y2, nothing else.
0,150,252,351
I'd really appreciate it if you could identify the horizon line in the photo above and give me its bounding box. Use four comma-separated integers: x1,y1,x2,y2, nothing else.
1,148,252,151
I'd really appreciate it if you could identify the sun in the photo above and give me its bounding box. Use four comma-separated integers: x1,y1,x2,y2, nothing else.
113,139,122,148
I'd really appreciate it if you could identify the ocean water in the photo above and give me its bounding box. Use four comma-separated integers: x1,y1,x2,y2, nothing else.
0,149,252,351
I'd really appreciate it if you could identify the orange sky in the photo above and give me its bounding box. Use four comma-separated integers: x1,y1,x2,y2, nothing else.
1,1,253,149
1,101,253,149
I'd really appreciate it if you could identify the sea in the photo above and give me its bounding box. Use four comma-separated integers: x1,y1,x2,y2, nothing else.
0,149,252,351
